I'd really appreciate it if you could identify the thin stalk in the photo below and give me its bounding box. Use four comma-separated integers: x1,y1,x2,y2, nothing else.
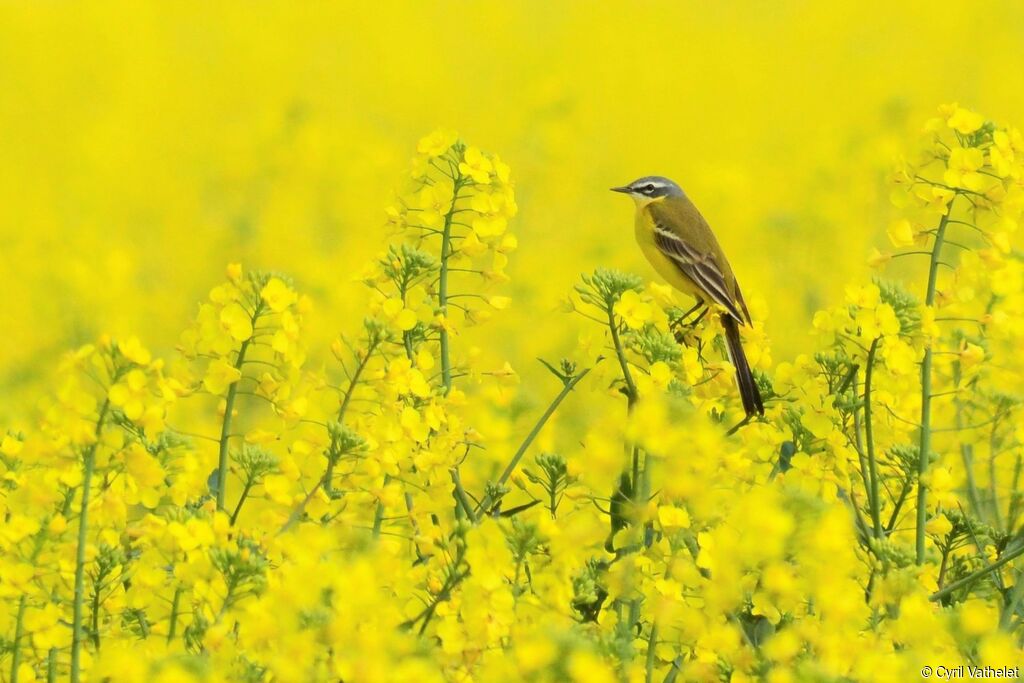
438,175,465,394
988,418,1005,530
954,365,985,520
850,369,874,507
1007,455,1023,532
167,585,182,643
230,480,254,525
884,474,914,533
1001,572,1024,630
450,467,477,523
10,597,28,683
279,472,329,535
46,649,56,683
324,338,378,488
863,338,882,539
372,474,391,538
90,579,101,650
917,210,952,563
71,400,110,683
645,563,673,683
930,541,1024,602
608,307,638,407
474,369,591,516
216,310,260,511
645,622,659,683
11,530,47,683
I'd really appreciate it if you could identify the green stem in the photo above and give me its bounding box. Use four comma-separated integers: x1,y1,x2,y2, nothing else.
917,210,951,564
372,474,391,538
46,649,56,683
645,622,659,683
864,338,882,539
475,369,591,516
10,528,49,683
930,540,1024,602
608,307,638,407
955,365,985,520
1007,455,1023,532
450,467,477,523
167,585,182,643
324,339,378,488
850,370,874,510
646,560,672,683
230,480,253,525
988,418,1005,530
1000,572,1024,630
11,596,28,683
438,175,465,395
90,580,101,650
884,474,914,533
71,450,97,681
71,401,109,683
216,332,256,511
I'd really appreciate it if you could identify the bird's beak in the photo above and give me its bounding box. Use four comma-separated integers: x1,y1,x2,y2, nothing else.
610,186,631,194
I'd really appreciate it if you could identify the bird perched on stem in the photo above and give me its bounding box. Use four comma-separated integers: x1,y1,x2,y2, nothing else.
612,176,764,417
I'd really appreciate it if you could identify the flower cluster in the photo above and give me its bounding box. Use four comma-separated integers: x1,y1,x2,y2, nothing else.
2,115,1024,683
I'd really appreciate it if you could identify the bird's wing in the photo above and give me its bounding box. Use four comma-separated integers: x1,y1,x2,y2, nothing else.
647,204,746,324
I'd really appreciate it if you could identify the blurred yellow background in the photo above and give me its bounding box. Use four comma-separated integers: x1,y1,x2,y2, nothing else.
2,0,1023,411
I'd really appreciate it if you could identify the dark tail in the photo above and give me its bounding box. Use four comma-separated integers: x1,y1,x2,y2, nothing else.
721,314,764,417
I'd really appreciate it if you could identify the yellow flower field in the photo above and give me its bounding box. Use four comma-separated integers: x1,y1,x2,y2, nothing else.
2,2,1024,681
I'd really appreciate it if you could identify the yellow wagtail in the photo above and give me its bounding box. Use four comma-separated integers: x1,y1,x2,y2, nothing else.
611,176,764,417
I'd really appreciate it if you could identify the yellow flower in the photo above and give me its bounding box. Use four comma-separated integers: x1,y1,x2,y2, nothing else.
944,146,988,191
657,504,691,530
959,341,985,368
881,338,917,375
417,128,458,157
260,277,297,312
417,182,452,228
959,600,999,637
381,297,417,331
488,295,511,310
459,145,493,183
460,230,490,256
471,215,507,238
923,466,958,507
203,358,242,394
108,368,149,420
886,218,916,248
925,513,952,537
262,474,293,505
119,336,152,365
990,130,1016,177
219,303,253,342
867,248,891,268
844,283,880,308
614,290,652,329
947,106,985,134
1,434,23,456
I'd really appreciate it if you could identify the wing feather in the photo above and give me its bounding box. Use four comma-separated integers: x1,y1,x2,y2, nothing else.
650,224,745,324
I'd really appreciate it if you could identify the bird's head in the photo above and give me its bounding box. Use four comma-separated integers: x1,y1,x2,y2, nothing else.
610,176,684,205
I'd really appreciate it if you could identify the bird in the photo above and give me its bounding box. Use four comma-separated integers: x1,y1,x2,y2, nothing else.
611,176,764,417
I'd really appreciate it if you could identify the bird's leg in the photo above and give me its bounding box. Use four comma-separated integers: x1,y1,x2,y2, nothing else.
672,302,708,344
726,414,753,437
671,302,704,328
688,307,710,328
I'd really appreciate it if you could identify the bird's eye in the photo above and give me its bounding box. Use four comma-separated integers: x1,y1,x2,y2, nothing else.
643,184,655,194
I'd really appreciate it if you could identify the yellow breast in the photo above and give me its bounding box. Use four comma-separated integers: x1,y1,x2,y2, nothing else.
633,206,704,301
